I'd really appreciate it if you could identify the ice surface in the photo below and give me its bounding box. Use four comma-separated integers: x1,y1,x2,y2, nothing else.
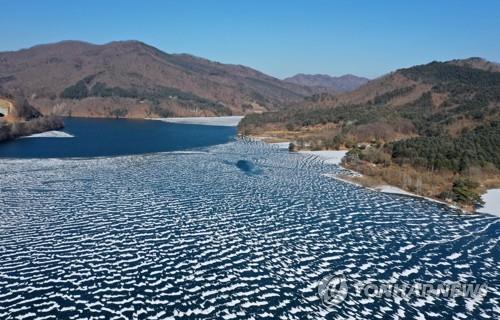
22,130,74,138
0,139,498,319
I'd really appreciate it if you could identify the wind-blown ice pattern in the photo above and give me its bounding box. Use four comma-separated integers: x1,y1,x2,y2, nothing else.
0,139,498,319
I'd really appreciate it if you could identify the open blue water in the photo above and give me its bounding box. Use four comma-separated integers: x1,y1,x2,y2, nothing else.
0,121,498,319
0,118,236,158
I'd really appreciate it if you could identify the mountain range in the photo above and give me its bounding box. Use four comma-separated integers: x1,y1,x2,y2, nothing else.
0,41,318,118
241,57,500,150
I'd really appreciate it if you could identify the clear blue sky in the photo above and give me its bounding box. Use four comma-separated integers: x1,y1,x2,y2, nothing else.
2,0,499,79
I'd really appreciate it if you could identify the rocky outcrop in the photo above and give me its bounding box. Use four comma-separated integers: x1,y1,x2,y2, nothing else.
0,96,64,142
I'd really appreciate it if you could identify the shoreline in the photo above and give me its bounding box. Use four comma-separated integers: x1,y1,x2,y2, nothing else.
150,116,243,127
261,137,498,216
325,173,462,210
296,149,459,210
21,130,74,138
0,116,65,143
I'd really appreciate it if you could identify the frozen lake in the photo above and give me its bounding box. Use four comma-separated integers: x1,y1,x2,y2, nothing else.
0,131,498,319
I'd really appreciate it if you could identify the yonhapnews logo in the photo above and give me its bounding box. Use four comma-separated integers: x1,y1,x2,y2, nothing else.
317,274,488,307
317,275,348,306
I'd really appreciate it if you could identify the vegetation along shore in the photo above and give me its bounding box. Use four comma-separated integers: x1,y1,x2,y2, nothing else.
239,58,500,212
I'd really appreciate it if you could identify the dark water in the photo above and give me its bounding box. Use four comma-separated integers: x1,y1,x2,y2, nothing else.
0,122,498,319
0,117,236,158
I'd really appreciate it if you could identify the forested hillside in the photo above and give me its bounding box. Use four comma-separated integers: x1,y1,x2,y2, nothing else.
0,41,313,118
239,58,500,209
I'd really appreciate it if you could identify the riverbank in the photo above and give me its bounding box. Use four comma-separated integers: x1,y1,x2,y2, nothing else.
0,116,64,142
294,149,456,208
263,138,498,215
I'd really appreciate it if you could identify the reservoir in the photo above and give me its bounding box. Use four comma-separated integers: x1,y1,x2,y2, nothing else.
0,117,236,158
0,119,498,319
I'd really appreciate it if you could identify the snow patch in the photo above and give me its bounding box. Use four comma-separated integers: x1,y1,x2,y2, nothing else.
477,189,500,217
299,150,348,166
446,252,461,260
22,131,74,138
152,116,243,127
375,185,415,197
269,142,291,149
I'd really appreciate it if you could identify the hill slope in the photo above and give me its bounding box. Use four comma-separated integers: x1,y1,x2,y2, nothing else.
240,58,500,209
241,58,500,140
284,73,369,93
0,41,313,118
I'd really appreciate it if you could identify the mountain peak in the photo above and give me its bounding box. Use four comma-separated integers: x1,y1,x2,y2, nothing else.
283,73,369,92
446,57,500,72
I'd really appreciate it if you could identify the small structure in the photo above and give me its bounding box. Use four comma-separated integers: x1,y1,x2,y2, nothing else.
0,98,12,118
